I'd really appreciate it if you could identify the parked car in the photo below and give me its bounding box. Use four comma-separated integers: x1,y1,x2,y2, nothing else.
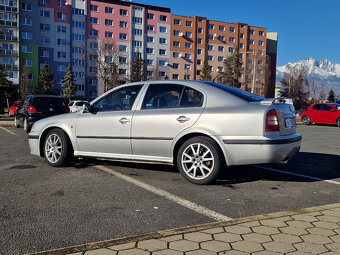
8,100,22,116
68,100,89,112
301,103,340,127
15,95,70,133
28,81,301,184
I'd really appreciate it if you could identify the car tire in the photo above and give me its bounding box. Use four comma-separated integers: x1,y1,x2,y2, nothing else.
14,115,20,128
302,116,311,125
337,118,340,127
177,136,223,185
43,128,73,167
23,118,30,133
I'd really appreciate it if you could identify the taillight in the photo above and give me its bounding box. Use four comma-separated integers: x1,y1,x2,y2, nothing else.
28,106,37,114
65,108,70,113
265,109,279,132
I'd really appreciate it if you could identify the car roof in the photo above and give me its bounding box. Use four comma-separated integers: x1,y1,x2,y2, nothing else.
28,95,63,98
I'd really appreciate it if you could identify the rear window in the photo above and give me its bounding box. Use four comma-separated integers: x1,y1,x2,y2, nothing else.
33,97,66,108
75,102,86,106
202,81,264,102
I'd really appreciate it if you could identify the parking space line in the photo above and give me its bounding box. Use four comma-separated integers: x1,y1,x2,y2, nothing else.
254,165,340,186
95,165,233,222
0,126,18,136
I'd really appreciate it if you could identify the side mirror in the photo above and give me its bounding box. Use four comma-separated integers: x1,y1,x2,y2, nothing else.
82,103,91,113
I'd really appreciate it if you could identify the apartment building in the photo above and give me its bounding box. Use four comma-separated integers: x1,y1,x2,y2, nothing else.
170,15,276,97
0,0,19,85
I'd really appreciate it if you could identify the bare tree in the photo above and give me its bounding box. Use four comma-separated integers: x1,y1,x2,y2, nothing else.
308,80,320,103
20,65,30,99
319,86,326,102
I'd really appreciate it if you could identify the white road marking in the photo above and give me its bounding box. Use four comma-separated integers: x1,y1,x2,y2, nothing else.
95,165,233,222
254,165,340,186
0,126,18,136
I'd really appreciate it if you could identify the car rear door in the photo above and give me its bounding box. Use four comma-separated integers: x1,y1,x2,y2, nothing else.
131,83,205,158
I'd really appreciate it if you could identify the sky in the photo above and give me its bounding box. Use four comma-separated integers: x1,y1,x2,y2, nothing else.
139,0,340,66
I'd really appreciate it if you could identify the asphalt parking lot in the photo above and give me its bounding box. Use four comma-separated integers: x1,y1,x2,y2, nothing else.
0,124,339,254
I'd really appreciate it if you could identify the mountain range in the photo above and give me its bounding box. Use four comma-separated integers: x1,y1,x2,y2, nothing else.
276,58,340,96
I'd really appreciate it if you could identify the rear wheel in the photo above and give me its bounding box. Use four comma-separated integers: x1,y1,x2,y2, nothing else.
14,115,20,128
44,129,73,167
177,136,222,185
336,118,340,127
302,116,311,125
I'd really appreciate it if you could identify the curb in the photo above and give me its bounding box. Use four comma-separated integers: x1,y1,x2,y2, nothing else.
27,202,340,255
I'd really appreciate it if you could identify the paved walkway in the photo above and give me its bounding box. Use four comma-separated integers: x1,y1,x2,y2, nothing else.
30,203,340,255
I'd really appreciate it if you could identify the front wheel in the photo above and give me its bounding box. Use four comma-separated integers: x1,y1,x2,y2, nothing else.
177,136,223,185
302,116,311,125
337,118,340,127
44,129,73,167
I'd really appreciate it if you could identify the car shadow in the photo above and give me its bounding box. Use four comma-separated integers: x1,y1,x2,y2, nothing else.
73,152,340,185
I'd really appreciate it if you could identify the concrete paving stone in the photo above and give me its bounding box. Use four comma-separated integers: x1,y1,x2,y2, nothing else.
300,234,333,245
334,228,340,235
252,225,280,235
239,221,261,228
330,234,340,243
224,225,252,235
271,233,302,244
117,248,150,255
286,251,312,255
200,227,225,234
108,242,136,251
184,232,213,242
325,242,340,252
304,212,323,217
85,249,117,255
320,252,340,255
322,209,340,217
329,207,340,212
152,250,183,255
279,226,308,236
306,227,336,237
317,215,340,223
242,233,272,243
186,250,216,255
286,220,314,229
293,242,328,254
137,239,167,252
292,214,319,223
159,234,183,242
231,240,264,253
313,221,340,230
200,240,231,252
260,219,288,228
213,232,242,242
252,251,281,255
169,240,199,252
262,241,296,253
220,251,248,255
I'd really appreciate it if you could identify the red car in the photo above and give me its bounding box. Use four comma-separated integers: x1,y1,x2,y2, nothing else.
301,103,340,127
8,101,22,117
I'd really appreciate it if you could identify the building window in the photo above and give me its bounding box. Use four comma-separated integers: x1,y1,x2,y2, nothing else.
120,9,127,16
249,29,255,35
40,37,50,44
186,20,192,27
184,75,190,80
119,33,127,40
184,53,191,59
218,56,223,62
57,26,67,33
105,19,113,26
159,38,166,44
23,59,32,67
173,63,179,69
198,28,203,34
208,34,213,40
173,52,180,58
160,15,167,22
90,5,98,12
219,25,225,31
22,45,32,53
40,24,50,31
72,34,85,41
146,48,154,54
159,60,166,66
41,0,50,4
133,40,142,47
105,44,113,51
72,8,84,16
90,29,98,37
40,10,50,18
185,64,191,70
217,66,223,72
229,37,235,43
185,42,191,49
172,74,179,79
57,51,67,59
22,18,32,26
72,21,85,29
259,30,264,36
147,13,154,20
197,38,202,44
197,59,201,65
173,30,180,36
258,40,263,46
119,57,127,64
133,17,143,24
207,55,213,61
185,32,192,38
120,21,127,28
147,36,154,43
105,31,113,38
240,33,244,39
228,47,234,53
146,59,153,66
159,71,166,77
207,45,213,51
40,50,49,57
57,13,67,20
105,7,113,14
174,19,180,25
22,3,32,11
197,49,202,55
58,0,66,6
173,41,180,47
218,46,224,52
240,43,244,49
208,24,214,30
133,29,142,36
22,32,32,39
90,42,98,49
90,17,98,24
159,49,166,55
119,45,127,52
229,27,235,32
146,25,154,31
258,50,263,56
249,39,254,45
159,26,167,33
218,36,224,42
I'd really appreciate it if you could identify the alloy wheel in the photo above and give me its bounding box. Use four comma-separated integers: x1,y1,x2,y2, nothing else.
45,134,63,164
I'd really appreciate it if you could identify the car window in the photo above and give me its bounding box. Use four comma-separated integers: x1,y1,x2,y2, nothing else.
142,84,184,109
33,98,67,108
92,85,142,112
322,104,333,111
68,102,74,107
180,87,204,107
75,102,85,106
312,104,322,110
333,104,340,111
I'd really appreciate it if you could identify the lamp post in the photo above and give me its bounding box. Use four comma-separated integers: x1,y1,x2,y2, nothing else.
247,49,265,94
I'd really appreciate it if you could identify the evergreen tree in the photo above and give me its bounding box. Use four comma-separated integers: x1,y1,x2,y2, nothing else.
199,59,212,81
38,64,56,95
62,65,76,100
130,51,146,82
223,47,242,88
20,65,30,99
106,65,120,91
0,68,17,108
327,89,335,102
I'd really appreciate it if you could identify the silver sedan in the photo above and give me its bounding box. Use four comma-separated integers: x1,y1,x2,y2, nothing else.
28,81,301,184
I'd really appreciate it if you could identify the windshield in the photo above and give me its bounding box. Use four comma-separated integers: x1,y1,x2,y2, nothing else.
202,81,265,102
332,104,340,111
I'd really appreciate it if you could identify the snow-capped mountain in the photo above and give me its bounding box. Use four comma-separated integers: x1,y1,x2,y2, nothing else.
276,58,340,96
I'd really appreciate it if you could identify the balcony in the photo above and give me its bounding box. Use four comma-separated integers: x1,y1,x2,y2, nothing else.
0,5,18,13
0,49,18,56
0,63,18,70
0,34,18,42
0,20,18,27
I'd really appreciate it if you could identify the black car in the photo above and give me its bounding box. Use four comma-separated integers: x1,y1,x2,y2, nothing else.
15,95,70,132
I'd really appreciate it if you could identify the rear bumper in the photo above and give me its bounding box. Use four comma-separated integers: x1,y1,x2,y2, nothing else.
220,134,302,166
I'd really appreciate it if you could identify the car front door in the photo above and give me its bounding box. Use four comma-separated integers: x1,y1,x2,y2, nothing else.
131,83,205,158
75,85,143,155
320,104,338,124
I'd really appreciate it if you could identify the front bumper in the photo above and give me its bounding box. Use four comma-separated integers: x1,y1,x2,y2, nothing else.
28,133,40,156
221,134,302,166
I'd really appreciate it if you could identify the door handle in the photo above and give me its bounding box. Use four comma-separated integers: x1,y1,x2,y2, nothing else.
119,117,130,124
177,116,190,123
